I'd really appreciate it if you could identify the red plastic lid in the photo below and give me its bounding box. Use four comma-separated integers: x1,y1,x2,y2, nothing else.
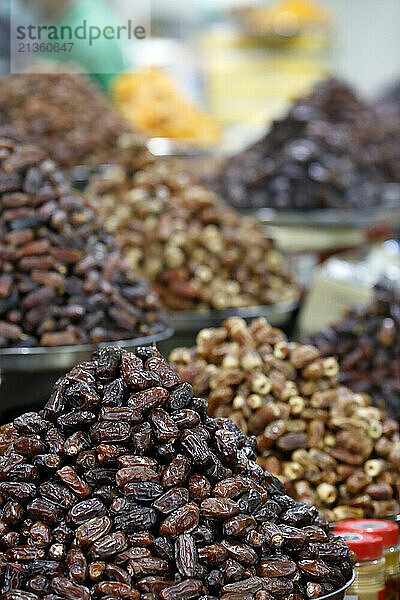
335,519,399,547
334,530,384,560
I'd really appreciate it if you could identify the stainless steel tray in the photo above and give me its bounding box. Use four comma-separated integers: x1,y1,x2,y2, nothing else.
245,205,400,229
329,512,400,530
0,327,174,373
319,571,355,600
147,137,216,158
170,301,299,332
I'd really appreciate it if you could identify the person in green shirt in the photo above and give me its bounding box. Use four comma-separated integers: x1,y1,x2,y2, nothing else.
20,0,134,90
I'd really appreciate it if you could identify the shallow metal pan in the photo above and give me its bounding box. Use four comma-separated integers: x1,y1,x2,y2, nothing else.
0,327,174,373
170,301,299,332
245,205,400,229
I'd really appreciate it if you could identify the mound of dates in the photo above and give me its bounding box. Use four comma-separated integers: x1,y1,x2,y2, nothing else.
306,281,400,423
213,78,400,210
87,162,299,311
0,345,354,599
170,317,400,522
0,137,169,347
0,72,150,169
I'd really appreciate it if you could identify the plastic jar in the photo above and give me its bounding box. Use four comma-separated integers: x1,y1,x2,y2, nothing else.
334,530,385,600
336,520,400,600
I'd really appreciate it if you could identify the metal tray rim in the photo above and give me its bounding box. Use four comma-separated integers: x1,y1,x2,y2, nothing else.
0,327,174,357
244,204,400,229
170,300,299,330
0,327,174,372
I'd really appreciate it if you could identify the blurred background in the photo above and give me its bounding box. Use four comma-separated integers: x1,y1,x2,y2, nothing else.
2,0,400,139
2,0,400,423
0,0,400,128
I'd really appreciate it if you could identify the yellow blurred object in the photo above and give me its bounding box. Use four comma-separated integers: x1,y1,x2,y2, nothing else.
235,0,331,37
111,68,221,147
199,26,329,128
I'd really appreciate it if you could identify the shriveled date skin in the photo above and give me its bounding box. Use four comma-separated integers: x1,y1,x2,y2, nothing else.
0,137,169,348
0,345,353,600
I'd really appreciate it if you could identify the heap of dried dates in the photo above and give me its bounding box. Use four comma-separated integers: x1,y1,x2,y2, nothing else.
170,317,400,522
87,162,299,311
306,282,400,423
0,344,354,599
0,137,169,347
0,72,151,169
213,78,400,210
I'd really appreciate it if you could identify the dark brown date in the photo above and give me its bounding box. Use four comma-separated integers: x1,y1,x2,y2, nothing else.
159,579,204,600
221,540,258,565
257,558,297,578
159,503,200,537
201,498,240,519
128,388,169,413
175,533,198,577
152,487,189,514
88,532,128,560
0,344,353,600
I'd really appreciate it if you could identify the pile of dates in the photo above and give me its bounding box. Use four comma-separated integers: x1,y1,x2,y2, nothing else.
380,79,400,114
0,137,169,347
306,282,400,423
170,317,400,522
0,344,354,599
0,72,151,169
87,162,299,311
213,78,400,210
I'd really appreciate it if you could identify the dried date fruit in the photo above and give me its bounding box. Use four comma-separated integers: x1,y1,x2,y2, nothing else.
27,498,62,525
201,498,240,519
161,455,191,488
67,499,106,527
51,576,90,600
124,482,164,502
171,317,400,522
0,345,353,599
306,282,400,423
75,516,112,546
221,540,258,565
0,137,169,350
56,467,91,499
87,162,299,311
257,558,297,578
159,579,204,600
152,487,189,515
159,502,200,537
212,78,400,211
88,532,128,560
150,408,179,441
66,549,88,584
223,514,257,538
113,507,156,532
175,533,198,577
0,72,150,169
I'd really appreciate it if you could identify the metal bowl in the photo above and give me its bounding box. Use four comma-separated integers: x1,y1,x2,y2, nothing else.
244,205,400,283
244,204,400,229
170,301,299,332
0,327,174,373
319,571,355,600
